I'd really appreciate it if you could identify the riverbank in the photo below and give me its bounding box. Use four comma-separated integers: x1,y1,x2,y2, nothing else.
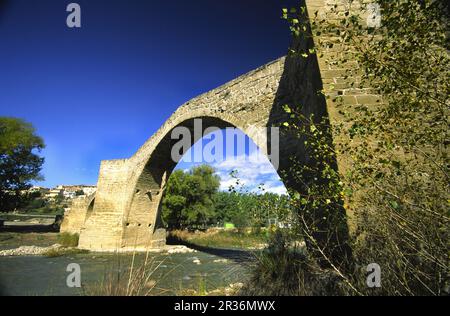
0,244,62,256
0,232,59,251
0,232,199,256
168,229,268,250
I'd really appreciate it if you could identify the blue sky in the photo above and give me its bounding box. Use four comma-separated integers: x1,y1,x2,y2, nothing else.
0,0,294,193
176,130,288,195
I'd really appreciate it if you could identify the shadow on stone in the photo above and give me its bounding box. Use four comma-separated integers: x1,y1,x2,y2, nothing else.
0,224,59,233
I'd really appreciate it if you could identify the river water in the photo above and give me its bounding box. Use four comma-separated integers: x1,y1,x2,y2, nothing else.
0,250,252,296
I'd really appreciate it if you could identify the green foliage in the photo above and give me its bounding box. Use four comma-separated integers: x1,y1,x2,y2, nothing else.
162,165,220,230
0,117,45,154
223,170,291,230
213,191,247,228
0,117,45,212
242,230,349,296
280,107,352,268
57,232,79,247
332,0,448,295
23,198,47,210
162,166,291,232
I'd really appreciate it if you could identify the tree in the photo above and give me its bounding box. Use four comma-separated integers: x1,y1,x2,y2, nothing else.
162,165,220,230
0,117,45,212
163,165,291,231
216,170,292,230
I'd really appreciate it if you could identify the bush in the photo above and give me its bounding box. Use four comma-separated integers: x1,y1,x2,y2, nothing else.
241,230,353,296
57,233,79,247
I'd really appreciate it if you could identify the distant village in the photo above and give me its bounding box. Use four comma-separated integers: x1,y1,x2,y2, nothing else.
0,185,97,216
25,185,97,202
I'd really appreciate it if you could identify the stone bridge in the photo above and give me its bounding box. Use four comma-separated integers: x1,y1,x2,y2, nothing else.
61,0,381,252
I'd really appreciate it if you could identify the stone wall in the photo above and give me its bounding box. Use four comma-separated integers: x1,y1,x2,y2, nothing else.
60,193,95,235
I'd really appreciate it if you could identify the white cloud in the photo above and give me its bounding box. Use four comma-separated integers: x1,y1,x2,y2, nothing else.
175,130,287,195
262,181,288,195
212,150,287,195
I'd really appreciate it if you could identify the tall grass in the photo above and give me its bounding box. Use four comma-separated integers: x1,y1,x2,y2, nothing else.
84,250,179,296
83,247,249,296
241,231,353,296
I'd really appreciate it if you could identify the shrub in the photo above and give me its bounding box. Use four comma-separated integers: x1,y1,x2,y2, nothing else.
57,232,79,247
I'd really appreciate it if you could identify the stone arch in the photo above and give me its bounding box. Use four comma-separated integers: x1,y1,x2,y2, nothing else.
77,56,294,250
121,115,283,248
75,1,380,254
85,197,95,221
76,51,327,251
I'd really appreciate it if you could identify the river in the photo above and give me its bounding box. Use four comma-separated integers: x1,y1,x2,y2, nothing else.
0,249,252,296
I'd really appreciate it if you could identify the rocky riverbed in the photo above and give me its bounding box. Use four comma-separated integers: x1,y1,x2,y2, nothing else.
0,243,196,257
0,244,62,256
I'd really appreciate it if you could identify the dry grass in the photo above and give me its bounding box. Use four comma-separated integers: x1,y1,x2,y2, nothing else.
43,247,88,257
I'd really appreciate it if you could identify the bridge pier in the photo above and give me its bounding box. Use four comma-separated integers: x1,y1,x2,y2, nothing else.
77,159,132,251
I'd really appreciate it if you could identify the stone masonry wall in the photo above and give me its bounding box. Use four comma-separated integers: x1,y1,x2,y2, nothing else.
60,193,95,235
